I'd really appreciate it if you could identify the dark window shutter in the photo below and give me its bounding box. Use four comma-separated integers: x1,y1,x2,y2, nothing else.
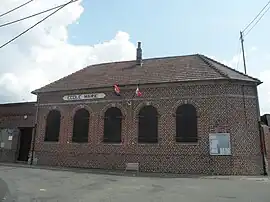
103,107,122,143
72,108,90,143
44,110,61,142
138,105,158,143
176,104,198,142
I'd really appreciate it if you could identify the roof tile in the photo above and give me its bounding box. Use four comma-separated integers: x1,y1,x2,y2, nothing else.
32,54,261,94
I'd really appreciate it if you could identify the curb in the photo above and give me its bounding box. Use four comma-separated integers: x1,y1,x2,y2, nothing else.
0,162,268,180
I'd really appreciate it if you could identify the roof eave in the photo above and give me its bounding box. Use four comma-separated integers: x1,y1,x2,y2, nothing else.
31,90,38,95
29,78,262,95
257,81,263,86
31,88,42,95
230,78,263,86
197,54,262,84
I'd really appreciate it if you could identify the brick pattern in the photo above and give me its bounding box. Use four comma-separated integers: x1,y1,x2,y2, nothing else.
0,102,36,128
33,81,263,175
0,103,36,163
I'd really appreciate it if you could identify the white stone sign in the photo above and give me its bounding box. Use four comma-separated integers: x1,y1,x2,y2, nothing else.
209,133,231,156
63,93,106,101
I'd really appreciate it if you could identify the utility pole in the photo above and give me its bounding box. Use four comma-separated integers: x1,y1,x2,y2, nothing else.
240,31,247,74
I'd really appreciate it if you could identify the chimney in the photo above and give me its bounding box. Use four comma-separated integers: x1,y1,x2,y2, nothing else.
136,41,142,66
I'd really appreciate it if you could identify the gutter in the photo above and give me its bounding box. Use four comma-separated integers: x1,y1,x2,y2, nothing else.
30,94,40,165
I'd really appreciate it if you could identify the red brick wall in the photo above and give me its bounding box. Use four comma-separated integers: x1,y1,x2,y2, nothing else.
0,102,36,162
33,81,263,175
0,102,36,128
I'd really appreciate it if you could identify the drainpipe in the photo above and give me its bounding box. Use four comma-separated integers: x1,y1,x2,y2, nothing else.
30,94,40,165
254,85,267,175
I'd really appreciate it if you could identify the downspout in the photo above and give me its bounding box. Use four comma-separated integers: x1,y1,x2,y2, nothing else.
254,86,267,175
30,93,40,165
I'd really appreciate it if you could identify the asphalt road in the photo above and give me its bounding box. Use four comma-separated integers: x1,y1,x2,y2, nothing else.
0,177,13,202
0,166,270,202
0,178,8,199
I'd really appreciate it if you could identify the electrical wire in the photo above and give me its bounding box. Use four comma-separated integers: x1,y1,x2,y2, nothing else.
244,4,270,37
0,1,78,28
242,1,270,32
0,0,78,49
231,39,242,71
236,41,242,71
0,0,34,18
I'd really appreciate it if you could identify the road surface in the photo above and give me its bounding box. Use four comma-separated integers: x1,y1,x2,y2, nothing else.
0,165,269,202
0,177,13,202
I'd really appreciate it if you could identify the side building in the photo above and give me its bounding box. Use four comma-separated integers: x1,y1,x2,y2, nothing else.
261,114,270,174
0,102,36,163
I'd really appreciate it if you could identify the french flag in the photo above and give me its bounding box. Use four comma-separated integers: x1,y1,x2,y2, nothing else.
136,85,142,97
114,84,120,96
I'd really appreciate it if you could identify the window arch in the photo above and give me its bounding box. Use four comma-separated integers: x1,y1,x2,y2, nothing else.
72,108,90,143
138,105,158,143
44,110,61,142
176,104,198,142
103,107,122,143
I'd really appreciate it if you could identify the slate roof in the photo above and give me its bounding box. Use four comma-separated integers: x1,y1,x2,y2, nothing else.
32,54,261,94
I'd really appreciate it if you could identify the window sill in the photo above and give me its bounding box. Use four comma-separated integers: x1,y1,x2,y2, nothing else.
138,139,159,144
102,143,123,146
137,143,160,146
175,142,198,145
43,141,59,143
70,142,89,144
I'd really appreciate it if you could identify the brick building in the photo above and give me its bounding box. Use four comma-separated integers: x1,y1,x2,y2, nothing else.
261,114,270,173
0,43,267,175
261,114,270,126
0,102,36,162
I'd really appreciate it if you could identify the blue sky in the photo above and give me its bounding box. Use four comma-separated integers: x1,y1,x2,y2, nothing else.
68,0,270,67
0,0,269,113
66,0,270,113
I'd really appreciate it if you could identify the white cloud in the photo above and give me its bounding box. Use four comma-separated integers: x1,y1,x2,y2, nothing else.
250,46,258,52
0,0,136,103
1,1,269,116
219,47,270,114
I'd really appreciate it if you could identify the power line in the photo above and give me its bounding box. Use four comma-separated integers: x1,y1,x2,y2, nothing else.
239,1,270,74
235,40,241,71
0,1,78,28
244,4,270,37
242,1,270,32
236,50,241,71
0,0,34,18
0,0,78,49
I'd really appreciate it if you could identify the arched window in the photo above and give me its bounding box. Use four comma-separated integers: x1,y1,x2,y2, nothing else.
103,107,122,143
138,106,158,143
176,104,198,142
72,108,90,143
44,110,61,142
